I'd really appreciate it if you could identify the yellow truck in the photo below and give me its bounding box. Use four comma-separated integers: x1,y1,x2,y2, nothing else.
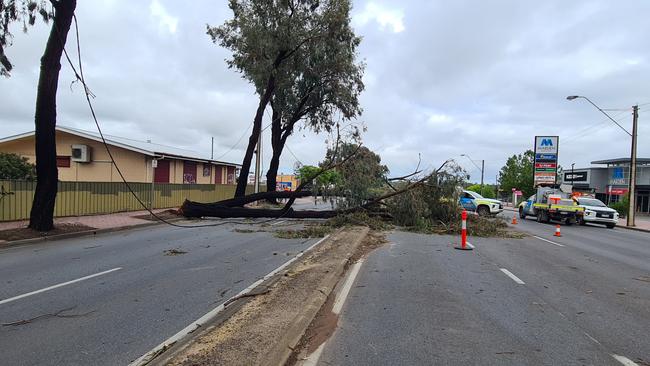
518,187,584,225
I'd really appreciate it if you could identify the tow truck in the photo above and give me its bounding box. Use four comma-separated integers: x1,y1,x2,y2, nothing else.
518,186,584,225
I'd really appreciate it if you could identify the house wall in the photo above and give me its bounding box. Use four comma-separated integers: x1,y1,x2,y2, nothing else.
0,131,148,183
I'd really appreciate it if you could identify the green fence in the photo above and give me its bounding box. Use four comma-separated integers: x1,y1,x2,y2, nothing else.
0,180,259,222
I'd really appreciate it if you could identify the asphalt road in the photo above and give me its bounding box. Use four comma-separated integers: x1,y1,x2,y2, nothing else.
317,215,650,365
0,219,318,366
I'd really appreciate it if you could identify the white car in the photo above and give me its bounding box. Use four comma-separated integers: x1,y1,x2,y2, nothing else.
460,190,504,216
575,197,619,228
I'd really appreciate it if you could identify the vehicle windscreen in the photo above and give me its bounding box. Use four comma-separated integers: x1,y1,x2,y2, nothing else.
578,198,606,207
468,191,484,199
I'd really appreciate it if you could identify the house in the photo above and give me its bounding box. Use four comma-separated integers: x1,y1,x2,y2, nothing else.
0,125,240,184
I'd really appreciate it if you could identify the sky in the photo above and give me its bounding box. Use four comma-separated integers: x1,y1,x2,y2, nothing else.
1,0,650,184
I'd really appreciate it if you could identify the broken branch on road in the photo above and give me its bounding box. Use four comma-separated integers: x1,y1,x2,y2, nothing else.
2,306,95,327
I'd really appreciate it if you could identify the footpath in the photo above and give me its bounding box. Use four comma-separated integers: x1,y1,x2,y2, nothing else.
0,209,172,246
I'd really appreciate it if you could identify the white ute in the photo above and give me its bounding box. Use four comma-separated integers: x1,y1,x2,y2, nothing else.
575,197,619,228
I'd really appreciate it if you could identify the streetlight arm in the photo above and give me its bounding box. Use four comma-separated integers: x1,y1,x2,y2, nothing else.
461,154,482,171
571,96,632,136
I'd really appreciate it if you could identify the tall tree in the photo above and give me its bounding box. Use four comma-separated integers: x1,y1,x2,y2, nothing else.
265,0,364,196
2,0,76,231
499,149,535,198
208,0,343,198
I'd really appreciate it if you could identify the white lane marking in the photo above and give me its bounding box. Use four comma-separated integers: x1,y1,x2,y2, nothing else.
533,235,565,247
271,220,287,226
466,242,475,249
583,331,601,344
332,259,364,314
130,235,331,366
0,267,122,306
500,268,525,285
612,354,640,366
300,341,326,366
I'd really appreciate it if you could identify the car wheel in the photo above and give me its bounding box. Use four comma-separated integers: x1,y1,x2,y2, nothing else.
565,218,574,226
519,208,526,219
606,223,616,229
536,211,544,223
477,206,490,216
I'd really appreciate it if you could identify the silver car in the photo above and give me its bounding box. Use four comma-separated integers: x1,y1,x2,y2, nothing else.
575,197,619,228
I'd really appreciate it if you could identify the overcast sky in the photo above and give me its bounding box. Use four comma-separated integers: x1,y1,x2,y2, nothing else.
2,0,649,183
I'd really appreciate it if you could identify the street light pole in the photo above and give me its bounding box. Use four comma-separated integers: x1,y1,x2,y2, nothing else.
629,105,638,226
571,163,575,191
566,96,637,227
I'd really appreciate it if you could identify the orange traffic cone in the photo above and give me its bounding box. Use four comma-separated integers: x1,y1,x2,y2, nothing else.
554,224,562,237
511,216,518,225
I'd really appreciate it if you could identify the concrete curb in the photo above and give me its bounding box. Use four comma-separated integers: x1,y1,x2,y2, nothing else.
618,225,650,233
0,218,182,250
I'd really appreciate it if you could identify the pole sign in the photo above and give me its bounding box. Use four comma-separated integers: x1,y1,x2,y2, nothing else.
533,136,559,187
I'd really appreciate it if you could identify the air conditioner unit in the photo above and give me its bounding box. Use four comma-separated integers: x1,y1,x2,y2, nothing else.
71,144,91,163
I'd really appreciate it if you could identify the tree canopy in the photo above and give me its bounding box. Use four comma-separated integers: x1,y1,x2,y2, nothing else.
499,150,535,198
1,0,52,76
0,152,35,179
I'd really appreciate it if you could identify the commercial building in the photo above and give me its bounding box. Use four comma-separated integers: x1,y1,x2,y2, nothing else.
0,126,240,184
561,157,650,214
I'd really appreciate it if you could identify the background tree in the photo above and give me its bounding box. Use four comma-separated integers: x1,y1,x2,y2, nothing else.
322,143,388,209
265,0,364,196
209,0,338,198
499,149,535,198
466,183,495,198
0,152,36,179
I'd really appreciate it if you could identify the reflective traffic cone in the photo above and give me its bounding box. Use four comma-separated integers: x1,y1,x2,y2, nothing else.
554,224,561,237
511,216,518,225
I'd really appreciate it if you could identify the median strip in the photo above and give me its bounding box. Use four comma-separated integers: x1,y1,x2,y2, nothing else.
148,227,369,366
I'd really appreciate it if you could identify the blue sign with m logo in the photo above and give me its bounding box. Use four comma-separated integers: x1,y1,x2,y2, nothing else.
540,139,553,147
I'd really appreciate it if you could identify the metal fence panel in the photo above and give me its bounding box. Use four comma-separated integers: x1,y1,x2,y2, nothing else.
0,180,260,222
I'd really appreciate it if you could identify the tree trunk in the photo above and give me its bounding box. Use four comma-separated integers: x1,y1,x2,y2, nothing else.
180,200,338,219
265,103,282,200
28,0,77,232
234,74,276,198
208,189,312,208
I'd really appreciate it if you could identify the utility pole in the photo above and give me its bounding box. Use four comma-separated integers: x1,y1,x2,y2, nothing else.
481,160,485,196
571,163,575,191
254,131,261,194
211,137,214,160
628,105,638,227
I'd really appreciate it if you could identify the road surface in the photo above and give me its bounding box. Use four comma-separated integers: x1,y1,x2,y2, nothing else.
0,219,317,366
317,215,650,365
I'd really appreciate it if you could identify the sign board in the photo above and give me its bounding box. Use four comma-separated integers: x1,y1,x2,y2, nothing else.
608,187,628,195
514,190,523,196
152,159,158,168
563,171,589,183
533,136,559,187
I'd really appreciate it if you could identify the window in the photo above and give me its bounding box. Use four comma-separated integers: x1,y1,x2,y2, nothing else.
203,165,211,177
56,156,71,168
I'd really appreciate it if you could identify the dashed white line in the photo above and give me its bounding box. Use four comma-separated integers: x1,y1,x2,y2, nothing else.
612,354,640,366
332,259,364,314
533,235,565,247
500,268,525,285
0,267,122,306
130,235,330,366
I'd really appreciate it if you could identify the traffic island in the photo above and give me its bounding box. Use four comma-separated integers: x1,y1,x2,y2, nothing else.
159,226,370,366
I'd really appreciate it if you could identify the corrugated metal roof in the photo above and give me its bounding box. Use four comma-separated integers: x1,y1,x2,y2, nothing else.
0,125,241,167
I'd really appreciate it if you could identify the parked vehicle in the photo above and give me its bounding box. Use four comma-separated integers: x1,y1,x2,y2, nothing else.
460,190,504,216
574,197,618,228
519,186,584,225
